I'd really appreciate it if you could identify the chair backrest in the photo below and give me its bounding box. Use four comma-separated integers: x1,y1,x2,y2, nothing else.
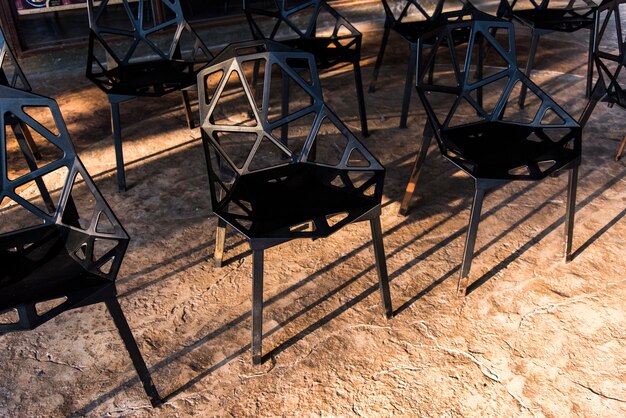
0,85,129,331
0,25,30,91
590,0,626,106
86,0,212,73
497,0,604,18
243,0,360,42
198,40,383,234
381,0,473,25
416,10,580,175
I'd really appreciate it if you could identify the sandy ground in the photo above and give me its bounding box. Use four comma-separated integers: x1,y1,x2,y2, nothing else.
1,4,625,417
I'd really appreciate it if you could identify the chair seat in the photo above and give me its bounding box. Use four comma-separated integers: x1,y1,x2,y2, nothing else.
512,8,594,32
216,163,380,240
281,38,360,68
442,122,579,179
102,59,200,96
0,225,113,311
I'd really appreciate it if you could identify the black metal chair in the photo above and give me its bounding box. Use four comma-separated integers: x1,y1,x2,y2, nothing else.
198,40,393,365
86,0,213,191
243,0,370,136
497,0,609,106
579,0,626,161
400,10,581,296
369,0,474,128
0,85,160,406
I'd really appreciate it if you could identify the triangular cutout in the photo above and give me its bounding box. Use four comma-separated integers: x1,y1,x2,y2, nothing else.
211,70,257,127
14,166,68,216
249,136,291,171
214,131,259,170
326,212,348,228
35,296,68,316
0,197,45,234
267,63,315,123
288,4,316,35
449,97,483,127
21,106,59,136
62,172,96,231
540,108,565,125
270,112,316,158
96,211,116,234
289,220,316,232
93,238,118,263
241,59,266,111
347,171,375,190
0,309,19,325
503,80,542,124
203,70,224,105
347,148,371,167
308,117,348,166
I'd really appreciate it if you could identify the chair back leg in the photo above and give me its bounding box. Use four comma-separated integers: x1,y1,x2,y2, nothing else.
458,186,487,297
369,216,393,318
110,101,127,192
105,298,161,407
518,33,540,108
251,249,265,365
615,135,626,161
181,90,195,130
564,165,579,262
400,43,417,128
369,23,391,94
399,122,434,215
353,60,369,136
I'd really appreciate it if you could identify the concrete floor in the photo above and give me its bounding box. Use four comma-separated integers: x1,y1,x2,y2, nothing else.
1,2,625,417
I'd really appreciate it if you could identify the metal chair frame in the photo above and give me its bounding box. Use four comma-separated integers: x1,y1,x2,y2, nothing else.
86,0,213,191
497,0,609,106
579,0,626,160
399,11,582,296
0,85,160,406
198,40,392,365
369,0,475,128
243,0,370,136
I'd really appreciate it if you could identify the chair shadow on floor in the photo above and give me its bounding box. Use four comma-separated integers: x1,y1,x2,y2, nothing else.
69,158,626,417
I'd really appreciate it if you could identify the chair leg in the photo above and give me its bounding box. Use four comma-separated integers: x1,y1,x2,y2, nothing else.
369,23,391,93
251,249,264,365
214,218,227,268
519,33,540,108
370,216,393,318
105,298,161,407
400,43,417,129
399,122,434,216
564,166,578,262
110,101,127,192
18,121,42,160
458,187,487,297
586,24,594,98
353,60,369,137
281,69,290,147
615,134,626,161
181,90,195,130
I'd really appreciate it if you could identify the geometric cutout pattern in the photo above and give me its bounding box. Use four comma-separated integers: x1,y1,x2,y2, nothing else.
199,40,384,241
0,26,31,91
86,0,213,96
0,85,129,331
416,9,582,180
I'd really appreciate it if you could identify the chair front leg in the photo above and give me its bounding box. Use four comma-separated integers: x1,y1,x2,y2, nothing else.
214,218,227,268
458,186,487,297
370,216,393,318
105,298,161,407
564,165,579,262
251,249,264,365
